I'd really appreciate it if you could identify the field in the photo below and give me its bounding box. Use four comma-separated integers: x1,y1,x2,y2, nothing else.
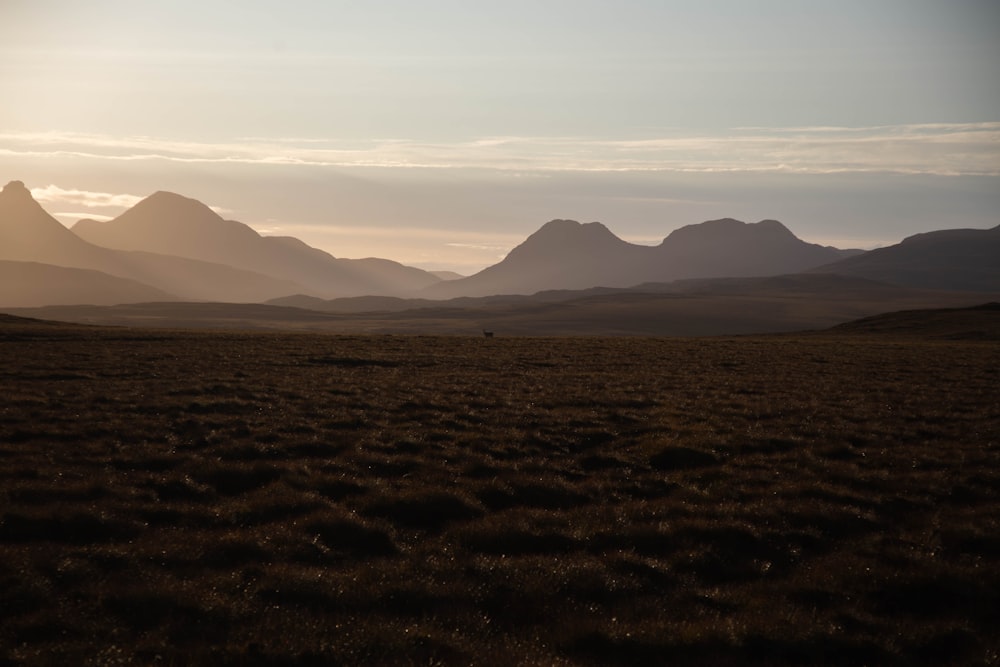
1,316,998,665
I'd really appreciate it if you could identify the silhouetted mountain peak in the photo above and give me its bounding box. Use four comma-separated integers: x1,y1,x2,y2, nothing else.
1,180,31,198
662,218,795,245
423,214,863,298
513,219,627,255
0,181,48,218
535,219,616,236
0,181,72,238
74,189,265,245
756,219,793,233
128,190,224,223
69,188,440,297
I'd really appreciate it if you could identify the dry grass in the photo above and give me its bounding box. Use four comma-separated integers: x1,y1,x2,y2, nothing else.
1,319,998,665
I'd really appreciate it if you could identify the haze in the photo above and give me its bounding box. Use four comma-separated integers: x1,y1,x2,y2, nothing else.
2,1,999,273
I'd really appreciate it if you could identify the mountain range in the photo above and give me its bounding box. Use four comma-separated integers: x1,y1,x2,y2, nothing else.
72,191,441,297
2,179,998,311
0,181,304,304
423,218,862,298
0,181,443,305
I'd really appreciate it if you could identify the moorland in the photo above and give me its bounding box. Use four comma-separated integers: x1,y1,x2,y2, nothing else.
1,313,998,665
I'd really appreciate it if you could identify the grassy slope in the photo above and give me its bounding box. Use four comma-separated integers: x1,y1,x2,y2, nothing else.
830,302,1000,340
1,321,998,665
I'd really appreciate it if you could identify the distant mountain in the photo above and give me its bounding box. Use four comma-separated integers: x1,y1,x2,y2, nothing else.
1,180,108,267
656,218,860,278
423,220,650,297
73,191,441,297
423,218,862,298
0,260,175,307
810,225,1000,291
0,180,306,304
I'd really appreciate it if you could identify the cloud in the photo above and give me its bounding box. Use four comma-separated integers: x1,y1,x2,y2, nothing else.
50,212,115,222
445,242,511,251
29,184,143,209
3,122,999,176
26,183,234,217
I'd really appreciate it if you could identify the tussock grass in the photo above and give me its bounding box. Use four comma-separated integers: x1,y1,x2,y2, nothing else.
0,322,998,664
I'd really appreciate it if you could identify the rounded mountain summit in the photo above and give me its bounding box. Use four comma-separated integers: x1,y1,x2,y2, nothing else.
423,217,861,298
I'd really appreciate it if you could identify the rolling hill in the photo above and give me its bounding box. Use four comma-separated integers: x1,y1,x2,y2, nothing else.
13,274,999,336
828,302,1000,340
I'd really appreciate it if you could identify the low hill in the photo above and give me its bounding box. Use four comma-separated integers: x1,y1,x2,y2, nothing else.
1,302,347,330
273,274,919,315
810,224,1000,291
0,261,176,307
13,275,999,337
0,312,65,327
828,302,1000,340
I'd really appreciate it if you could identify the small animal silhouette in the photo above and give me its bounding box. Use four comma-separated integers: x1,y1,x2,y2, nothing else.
483,330,494,338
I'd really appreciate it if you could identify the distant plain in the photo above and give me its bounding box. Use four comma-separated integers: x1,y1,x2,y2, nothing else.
1,310,998,665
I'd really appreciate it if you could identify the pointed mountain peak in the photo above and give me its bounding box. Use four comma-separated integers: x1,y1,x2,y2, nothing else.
2,180,31,198
0,180,57,222
0,181,90,254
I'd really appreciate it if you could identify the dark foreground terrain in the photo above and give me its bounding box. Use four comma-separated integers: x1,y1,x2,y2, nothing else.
1,315,998,665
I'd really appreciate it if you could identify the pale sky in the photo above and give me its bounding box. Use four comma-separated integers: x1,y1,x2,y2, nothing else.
2,0,999,272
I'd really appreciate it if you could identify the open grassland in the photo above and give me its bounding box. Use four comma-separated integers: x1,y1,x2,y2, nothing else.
1,319,998,665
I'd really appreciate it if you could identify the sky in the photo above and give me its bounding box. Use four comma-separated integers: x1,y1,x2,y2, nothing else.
2,0,999,273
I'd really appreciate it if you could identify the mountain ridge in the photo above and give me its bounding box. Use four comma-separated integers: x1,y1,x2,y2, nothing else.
810,224,1000,291
424,217,864,298
6,179,996,308
73,190,441,297
1,181,308,304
